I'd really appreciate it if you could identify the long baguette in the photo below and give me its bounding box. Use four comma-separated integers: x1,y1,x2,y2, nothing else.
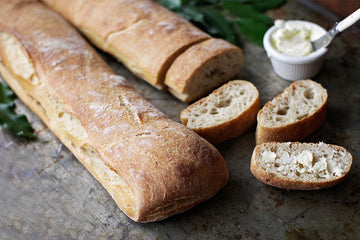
41,0,244,102
0,0,229,222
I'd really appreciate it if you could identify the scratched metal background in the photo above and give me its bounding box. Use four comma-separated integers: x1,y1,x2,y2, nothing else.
1,1,359,239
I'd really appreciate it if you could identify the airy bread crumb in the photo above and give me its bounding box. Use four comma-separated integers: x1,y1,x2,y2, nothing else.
256,79,328,145
181,80,260,144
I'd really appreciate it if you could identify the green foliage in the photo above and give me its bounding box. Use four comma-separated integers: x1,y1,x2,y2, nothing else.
0,82,36,138
158,0,286,46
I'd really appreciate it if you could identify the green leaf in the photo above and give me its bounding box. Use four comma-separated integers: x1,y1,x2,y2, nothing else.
222,1,273,25
157,0,286,46
0,81,14,103
221,0,286,11
160,0,182,10
0,82,36,138
235,17,269,46
178,5,208,27
187,0,218,4
202,8,236,44
250,0,287,12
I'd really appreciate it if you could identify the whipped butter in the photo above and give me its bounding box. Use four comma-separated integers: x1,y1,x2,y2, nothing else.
271,20,323,57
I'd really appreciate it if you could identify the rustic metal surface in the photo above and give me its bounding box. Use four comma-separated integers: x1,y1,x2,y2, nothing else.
1,1,359,239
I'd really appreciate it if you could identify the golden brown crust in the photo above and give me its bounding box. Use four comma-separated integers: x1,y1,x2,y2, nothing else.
42,0,210,91
256,80,328,145
0,0,229,222
41,0,243,102
250,142,353,190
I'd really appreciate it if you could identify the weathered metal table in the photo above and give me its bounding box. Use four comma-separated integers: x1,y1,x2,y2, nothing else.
1,0,359,239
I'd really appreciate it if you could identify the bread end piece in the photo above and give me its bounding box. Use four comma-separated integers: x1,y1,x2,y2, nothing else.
250,142,353,190
256,79,328,145
181,80,260,144
165,38,244,103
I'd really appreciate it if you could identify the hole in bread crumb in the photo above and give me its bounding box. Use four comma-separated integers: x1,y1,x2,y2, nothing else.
200,109,207,114
276,107,289,116
275,116,283,121
210,108,219,115
215,99,232,108
304,89,314,99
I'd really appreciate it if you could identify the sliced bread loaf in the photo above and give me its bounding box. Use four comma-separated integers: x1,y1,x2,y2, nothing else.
250,142,353,190
180,80,260,144
256,79,328,145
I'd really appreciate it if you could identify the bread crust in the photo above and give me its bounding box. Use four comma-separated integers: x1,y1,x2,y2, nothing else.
256,80,328,145
250,142,353,190
41,0,243,102
0,0,229,222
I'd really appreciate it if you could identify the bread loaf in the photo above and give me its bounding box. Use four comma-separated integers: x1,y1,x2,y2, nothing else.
180,80,260,144
0,0,229,222
250,142,353,190
256,79,328,145
41,0,244,102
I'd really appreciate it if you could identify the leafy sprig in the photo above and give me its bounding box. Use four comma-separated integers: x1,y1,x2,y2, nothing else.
158,0,286,46
0,81,36,138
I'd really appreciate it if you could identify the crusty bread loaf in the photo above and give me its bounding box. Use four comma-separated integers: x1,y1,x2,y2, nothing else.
250,142,352,190
180,80,260,144
41,0,244,102
256,79,328,145
0,0,229,222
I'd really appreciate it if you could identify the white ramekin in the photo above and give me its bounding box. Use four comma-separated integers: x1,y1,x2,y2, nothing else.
263,20,328,81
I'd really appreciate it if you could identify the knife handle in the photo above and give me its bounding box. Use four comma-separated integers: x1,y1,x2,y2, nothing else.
337,8,360,32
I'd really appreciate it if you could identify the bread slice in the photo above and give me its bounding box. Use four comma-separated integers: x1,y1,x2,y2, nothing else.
250,142,353,190
256,79,327,145
180,80,260,144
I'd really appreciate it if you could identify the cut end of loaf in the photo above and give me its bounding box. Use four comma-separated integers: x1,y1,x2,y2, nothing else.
165,38,244,103
250,142,353,190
